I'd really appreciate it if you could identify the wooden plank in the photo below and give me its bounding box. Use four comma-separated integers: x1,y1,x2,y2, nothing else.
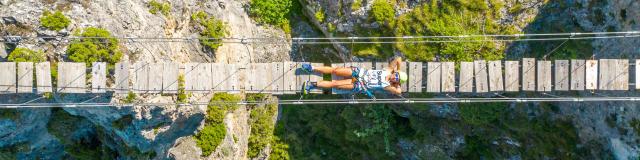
283,62,298,94
114,62,129,94
425,62,439,93
226,64,241,93
522,58,536,91
637,59,640,90
35,62,53,93
211,63,226,91
598,59,612,90
570,59,585,90
408,62,424,93
616,59,629,90
91,62,107,93
270,62,284,95
17,62,33,93
585,60,598,90
245,63,259,93
504,61,519,92
459,62,474,92
537,61,552,92
255,63,272,93
162,63,179,94
554,60,569,91
474,60,488,93
441,62,455,92
146,63,163,93
294,62,308,93
133,62,148,93
487,60,504,92
0,62,16,93
184,63,211,92
57,62,86,93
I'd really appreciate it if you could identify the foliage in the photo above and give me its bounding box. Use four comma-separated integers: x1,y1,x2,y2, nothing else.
177,74,187,103
148,0,170,16
393,2,509,62
458,102,508,126
0,109,19,121
370,0,395,28
249,0,292,28
314,9,325,23
631,119,640,136
195,93,240,157
124,91,136,103
195,123,227,157
112,114,133,130
8,47,46,62
191,11,229,51
40,10,71,31
351,0,362,11
269,136,290,160
248,102,278,158
66,27,122,68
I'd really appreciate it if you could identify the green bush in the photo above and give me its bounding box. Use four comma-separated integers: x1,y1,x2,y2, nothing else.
7,47,46,62
124,91,136,103
191,11,229,51
148,0,171,16
458,102,508,126
195,124,226,156
195,93,240,157
66,27,122,68
40,10,71,31
370,0,395,28
248,103,277,158
315,9,325,23
351,0,362,11
177,74,187,103
249,0,292,27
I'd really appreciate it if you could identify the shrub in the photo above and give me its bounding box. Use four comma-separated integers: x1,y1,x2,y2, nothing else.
248,103,277,158
370,0,395,28
7,47,46,62
195,93,240,157
195,124,226,156
66,27,122,68
351,0,362,11
191,11,229,51
268,137,290,160
40,10,71,31
249,0,292,26
177,74,187,103
124,91,136,103
315,9,325,23
148,0,171,16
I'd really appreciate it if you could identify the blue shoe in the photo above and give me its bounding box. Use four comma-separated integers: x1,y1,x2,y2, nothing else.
301,63,313,73
302,81,316,95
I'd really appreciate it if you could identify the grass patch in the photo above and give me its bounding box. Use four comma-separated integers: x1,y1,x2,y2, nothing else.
195,93,240,157
40,10,70,31
191,11,229,51
123,91,136,103
7,47,46,62
247,94,278,158
351,0,362,11
148,0,171,16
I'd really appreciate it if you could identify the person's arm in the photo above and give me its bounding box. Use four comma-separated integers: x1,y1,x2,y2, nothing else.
388,57,402,71
384,85,402,95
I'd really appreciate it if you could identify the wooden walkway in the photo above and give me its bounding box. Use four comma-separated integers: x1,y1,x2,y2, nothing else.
0,59,635,94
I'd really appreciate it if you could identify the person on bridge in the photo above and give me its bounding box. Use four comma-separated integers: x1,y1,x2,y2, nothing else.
301,57,407,96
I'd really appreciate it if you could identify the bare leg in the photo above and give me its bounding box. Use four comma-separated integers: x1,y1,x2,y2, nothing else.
313,66,352,77
316,79,354,90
